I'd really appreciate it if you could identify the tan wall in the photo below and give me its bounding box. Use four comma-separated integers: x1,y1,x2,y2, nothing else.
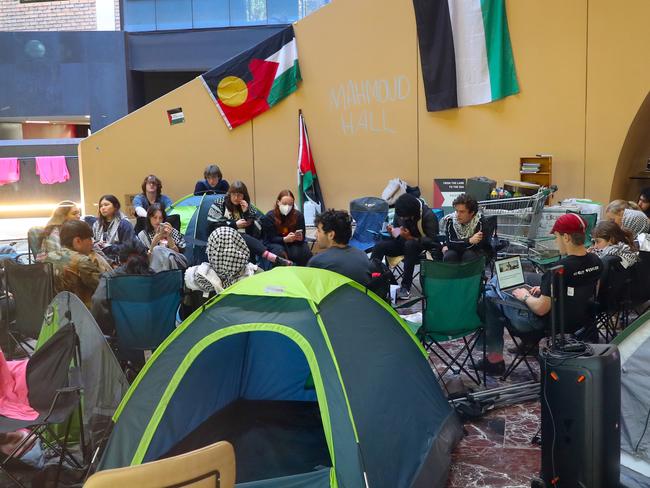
585,0,650,203
79,0,650,217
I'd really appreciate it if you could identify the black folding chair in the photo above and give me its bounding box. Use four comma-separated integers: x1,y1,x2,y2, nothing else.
595,255,633,341
0,323,85,488
2,260,55,358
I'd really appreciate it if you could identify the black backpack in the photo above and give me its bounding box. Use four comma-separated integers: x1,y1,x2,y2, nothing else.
367,259,397,302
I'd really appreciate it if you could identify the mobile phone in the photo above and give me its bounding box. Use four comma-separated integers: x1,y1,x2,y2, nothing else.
295,229,303,236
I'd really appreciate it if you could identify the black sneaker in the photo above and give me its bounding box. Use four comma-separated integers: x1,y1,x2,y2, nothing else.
396,287,411,300
274,256,295,266
473,358,506,376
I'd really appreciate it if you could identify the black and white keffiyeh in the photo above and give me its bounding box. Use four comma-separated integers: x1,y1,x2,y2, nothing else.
622,209,650,238
594,243,639,269
207,226,250,288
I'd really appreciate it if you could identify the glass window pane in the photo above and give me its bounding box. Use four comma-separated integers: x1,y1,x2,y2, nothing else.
229,0,267,26
156,0,193,30
267,0,297,24
301,0,328,17
193,0,229,28
123,0,156,31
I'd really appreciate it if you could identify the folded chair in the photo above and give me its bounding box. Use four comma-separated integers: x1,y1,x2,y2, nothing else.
84,440,235,488
107,270,183,367
595,255,633,341
631,250,650,314
348,197,389,252
2,259,55,357
0,323,85,488
400,257,486,385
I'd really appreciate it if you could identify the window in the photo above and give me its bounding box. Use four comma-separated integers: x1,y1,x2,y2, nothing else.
123,0,329,32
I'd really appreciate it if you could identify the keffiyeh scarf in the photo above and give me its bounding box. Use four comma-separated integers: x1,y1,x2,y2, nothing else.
207,226,250,288
622,209,650,238
93,212,127,245
452,212,482,240
594,243,639,269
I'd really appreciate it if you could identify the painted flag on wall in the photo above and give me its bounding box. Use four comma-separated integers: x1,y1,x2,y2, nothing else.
202,26,301,129
412,0,519,111
297,111,324,217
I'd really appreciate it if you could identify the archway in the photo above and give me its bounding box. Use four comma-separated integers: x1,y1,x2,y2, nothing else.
611,90,650,201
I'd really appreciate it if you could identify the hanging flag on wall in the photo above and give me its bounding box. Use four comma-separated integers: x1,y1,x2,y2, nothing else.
202,26,301,130
412,0,519,111
297,110,324,224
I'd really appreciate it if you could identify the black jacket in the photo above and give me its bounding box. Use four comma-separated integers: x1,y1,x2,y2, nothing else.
393,199,440,249
444,214,495,253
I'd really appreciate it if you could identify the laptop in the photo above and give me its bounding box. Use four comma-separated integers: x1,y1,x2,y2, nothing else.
494,256,533,299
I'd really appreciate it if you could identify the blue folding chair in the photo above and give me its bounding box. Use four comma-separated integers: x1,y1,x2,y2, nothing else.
107,270,183,366
349,197,389,252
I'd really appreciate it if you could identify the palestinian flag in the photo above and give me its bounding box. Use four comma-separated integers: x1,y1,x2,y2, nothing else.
297,111,324,212
202,26,301,130
412,0,519,111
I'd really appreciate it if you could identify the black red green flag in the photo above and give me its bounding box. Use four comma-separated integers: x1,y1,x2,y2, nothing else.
297,110,324,213
201,26,301,130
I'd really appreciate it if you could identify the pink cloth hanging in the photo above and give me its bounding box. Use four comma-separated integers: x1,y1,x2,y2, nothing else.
0,158,20,185
0,350,38,421
35,156,70,184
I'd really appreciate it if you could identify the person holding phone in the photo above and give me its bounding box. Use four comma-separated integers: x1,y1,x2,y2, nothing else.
262,190,312,266
137,204,187,271
207,181,292,266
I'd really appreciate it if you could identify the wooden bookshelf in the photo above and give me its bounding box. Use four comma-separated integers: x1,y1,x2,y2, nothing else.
520,155,552,189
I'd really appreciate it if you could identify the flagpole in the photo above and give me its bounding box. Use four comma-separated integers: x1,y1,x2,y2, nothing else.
297,109,303,212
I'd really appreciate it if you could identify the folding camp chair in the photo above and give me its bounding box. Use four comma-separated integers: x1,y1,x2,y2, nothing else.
2,259,55,357
400,257,487,385
348,197,389,252
84,441,235,488
631,251,650,314
107,270,183,367
0,323,85,488
594,255,633,341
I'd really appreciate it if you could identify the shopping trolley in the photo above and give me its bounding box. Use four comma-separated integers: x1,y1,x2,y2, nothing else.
478,186,558,259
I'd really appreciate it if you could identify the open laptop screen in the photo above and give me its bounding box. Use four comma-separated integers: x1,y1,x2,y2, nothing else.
495,256,525,290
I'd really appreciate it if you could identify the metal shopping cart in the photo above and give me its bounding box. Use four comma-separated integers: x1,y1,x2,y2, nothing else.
479,186,558,259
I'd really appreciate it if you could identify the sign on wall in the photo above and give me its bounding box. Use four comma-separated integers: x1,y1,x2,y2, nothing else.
433,178,466,214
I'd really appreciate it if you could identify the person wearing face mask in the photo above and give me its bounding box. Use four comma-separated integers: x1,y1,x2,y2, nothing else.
263,190,312,266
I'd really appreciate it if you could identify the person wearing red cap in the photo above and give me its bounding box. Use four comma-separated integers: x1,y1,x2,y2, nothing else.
475,213,603,376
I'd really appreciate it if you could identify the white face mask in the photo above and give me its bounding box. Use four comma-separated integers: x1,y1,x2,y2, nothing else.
279,204,293,216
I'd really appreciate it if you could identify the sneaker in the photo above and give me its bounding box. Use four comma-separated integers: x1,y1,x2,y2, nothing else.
274,256,295,267
396,287,411,300
473,358,506,376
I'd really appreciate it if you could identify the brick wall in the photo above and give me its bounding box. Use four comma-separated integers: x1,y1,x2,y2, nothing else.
0,0,121,31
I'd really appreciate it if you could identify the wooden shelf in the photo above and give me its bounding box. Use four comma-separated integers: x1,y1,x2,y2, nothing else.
520,155,552,203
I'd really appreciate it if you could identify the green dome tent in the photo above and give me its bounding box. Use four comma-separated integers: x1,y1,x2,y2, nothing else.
98,267,461,487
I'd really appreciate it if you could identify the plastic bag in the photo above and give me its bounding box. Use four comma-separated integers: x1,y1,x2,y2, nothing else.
381,178,407,205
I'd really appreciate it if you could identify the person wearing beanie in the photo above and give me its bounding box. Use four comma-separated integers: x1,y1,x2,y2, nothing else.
476,213,602,376
441,193,495,263
370,193,440,299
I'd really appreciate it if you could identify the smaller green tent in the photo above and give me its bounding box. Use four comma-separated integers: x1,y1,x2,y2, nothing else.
98,268,461,487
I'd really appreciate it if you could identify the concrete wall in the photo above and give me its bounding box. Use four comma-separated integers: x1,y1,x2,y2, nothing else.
78,0,650,217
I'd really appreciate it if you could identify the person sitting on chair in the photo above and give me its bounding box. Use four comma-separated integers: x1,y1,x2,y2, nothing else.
55,220,113,309
637,187,650,219
194,164,229,196
370,193,440,299
92,194,138,265
137,204,188,272
442,193,493,263
133,175,173,218
36,200,82,262
589,220,639,269
605,199,649,239
308,209,371,286
477,214,602,376
207,181,292,266
262,190,312,266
